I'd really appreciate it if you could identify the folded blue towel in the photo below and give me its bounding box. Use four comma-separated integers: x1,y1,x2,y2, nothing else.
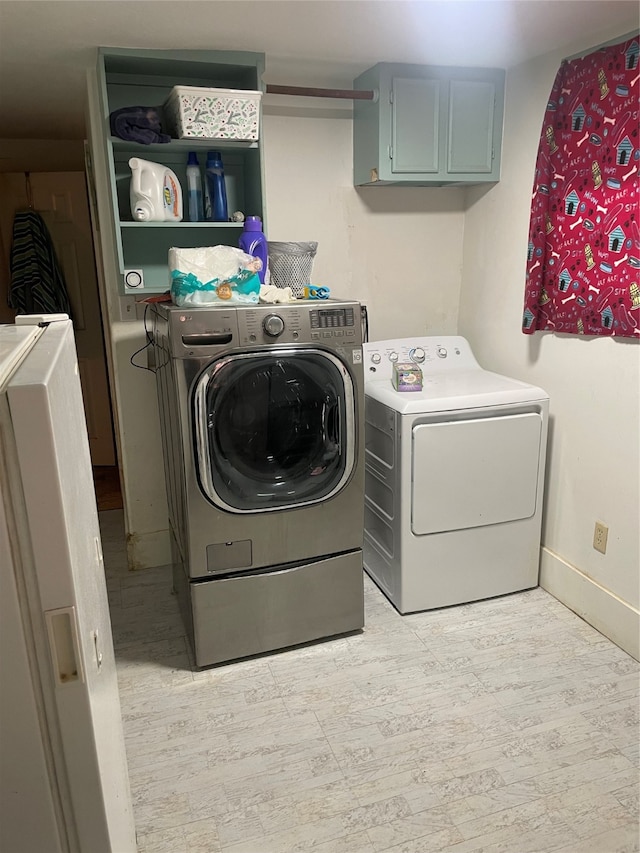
109,106,171,145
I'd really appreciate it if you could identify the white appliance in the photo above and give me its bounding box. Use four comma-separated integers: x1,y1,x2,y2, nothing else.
0,316,136,852
363,335,549,614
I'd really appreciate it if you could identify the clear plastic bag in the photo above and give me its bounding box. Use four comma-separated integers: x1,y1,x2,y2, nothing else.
169,245,261,306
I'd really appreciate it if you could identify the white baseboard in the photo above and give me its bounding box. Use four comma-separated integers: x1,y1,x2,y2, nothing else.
125,528,171,571
540,547,639,661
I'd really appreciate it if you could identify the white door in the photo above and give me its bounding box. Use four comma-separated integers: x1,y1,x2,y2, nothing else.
0,319,135,852
412,412,543,534
0,171,115,466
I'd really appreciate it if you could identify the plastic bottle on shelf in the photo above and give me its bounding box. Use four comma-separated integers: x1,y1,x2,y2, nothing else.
205,151,228,222
185,152,204,222
128,157,183,222
238,216,268,283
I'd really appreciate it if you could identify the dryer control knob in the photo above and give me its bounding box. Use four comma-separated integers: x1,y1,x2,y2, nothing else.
389,351,399,362
437,346,448,358
263,314,285,337
371,353,382,364
411,347,426,363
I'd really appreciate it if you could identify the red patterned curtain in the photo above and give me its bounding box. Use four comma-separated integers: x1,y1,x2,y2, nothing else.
523,35,639,337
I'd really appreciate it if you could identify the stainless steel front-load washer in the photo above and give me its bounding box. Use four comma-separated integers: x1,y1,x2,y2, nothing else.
151,300,365,667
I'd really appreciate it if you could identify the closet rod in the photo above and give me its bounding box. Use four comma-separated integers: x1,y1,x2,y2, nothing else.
265,84,375,101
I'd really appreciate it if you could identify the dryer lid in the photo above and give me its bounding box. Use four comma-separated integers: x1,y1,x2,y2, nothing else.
365,369,549,414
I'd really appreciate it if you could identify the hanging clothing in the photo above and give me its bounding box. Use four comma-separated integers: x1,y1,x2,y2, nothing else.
8,209,72,317
523,35,639,338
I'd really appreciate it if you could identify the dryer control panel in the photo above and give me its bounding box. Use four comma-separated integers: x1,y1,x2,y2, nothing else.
363,336,479,382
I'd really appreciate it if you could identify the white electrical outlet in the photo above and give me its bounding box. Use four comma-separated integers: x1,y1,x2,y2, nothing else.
119,296,137,322
593,521,608,555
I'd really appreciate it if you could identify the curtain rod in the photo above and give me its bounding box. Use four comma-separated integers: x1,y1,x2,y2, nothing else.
265,84,375,101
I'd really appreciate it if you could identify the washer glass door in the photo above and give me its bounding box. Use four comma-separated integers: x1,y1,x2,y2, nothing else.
193,349,355,512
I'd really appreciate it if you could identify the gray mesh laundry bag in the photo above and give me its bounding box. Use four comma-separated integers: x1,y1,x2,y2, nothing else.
268,241,318,298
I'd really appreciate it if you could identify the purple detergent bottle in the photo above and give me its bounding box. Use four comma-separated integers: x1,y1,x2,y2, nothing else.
238,216,268,283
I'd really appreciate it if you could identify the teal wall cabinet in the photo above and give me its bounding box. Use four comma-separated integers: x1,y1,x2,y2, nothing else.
353,63,505,187
93,48,266,294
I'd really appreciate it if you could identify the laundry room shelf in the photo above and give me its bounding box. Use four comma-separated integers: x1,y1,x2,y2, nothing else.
118,222,244,228
110,138,260,153
92,47,267,295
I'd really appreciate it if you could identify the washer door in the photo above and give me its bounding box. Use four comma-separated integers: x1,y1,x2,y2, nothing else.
193,349,356,512
412,412,543,534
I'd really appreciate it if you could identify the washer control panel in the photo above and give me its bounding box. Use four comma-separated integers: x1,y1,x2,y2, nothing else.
236,302,361,347
263,313,285,337
363,336,478,382
162,301,363,353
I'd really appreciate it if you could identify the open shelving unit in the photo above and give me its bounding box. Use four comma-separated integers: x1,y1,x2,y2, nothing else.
95,48,267,294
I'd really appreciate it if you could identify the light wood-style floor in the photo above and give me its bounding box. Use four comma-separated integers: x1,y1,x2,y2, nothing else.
100,510,640,853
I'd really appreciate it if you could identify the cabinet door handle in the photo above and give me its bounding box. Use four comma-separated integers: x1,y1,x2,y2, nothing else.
45,606,85,686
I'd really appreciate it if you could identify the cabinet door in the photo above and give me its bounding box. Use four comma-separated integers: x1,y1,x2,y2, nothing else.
391,77,440,175
353,63,504,186
447,79,496,175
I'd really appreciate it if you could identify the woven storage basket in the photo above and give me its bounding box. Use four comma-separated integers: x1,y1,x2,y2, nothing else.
164,86,262,140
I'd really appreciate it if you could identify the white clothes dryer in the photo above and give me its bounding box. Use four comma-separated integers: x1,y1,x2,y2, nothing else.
363,336,549,614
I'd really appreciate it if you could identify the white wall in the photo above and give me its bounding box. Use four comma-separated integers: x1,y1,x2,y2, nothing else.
459,26,640,658
262,102,465,339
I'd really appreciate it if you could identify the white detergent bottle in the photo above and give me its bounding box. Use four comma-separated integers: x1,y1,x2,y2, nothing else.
129,157,183,222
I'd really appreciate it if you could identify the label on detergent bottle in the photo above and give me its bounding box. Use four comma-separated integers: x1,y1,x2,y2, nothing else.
163,174,181,219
